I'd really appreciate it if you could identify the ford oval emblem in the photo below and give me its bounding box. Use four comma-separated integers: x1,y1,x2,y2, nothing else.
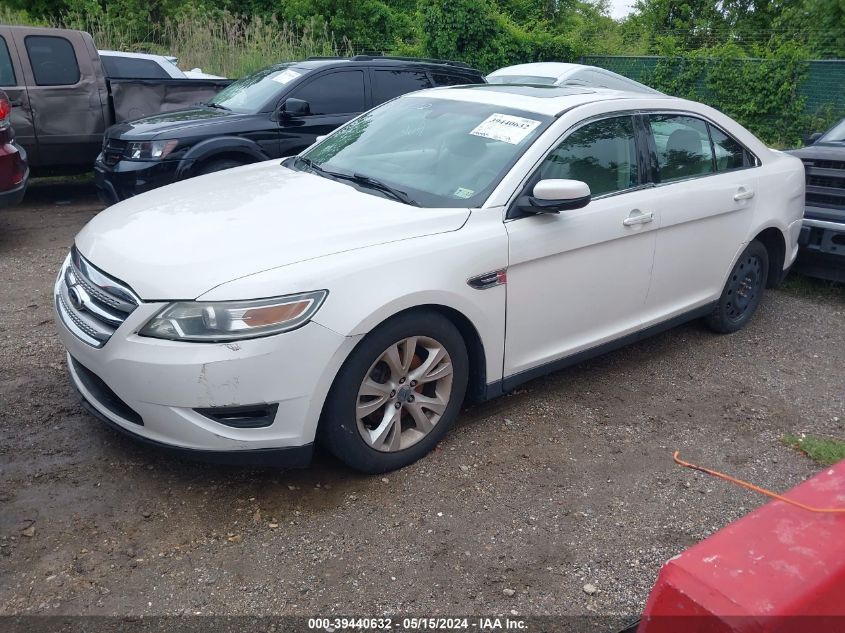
68,284,87,311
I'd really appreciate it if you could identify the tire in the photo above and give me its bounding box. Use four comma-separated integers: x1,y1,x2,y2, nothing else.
320,311,469,473
706,240,769,334
197,158,245,176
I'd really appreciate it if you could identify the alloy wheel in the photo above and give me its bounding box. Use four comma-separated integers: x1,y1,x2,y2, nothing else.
356,336,453,452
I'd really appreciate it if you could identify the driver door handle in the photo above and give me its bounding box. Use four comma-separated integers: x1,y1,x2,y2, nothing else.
623,209,654,226
733,186,755,201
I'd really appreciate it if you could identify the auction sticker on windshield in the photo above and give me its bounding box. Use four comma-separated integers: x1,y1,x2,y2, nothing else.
272,69,302,84
469,113,541,145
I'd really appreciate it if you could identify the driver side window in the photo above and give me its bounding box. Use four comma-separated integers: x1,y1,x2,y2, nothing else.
538,116,639,197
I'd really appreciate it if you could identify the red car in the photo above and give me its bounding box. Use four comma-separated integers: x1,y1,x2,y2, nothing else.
0,89,29,208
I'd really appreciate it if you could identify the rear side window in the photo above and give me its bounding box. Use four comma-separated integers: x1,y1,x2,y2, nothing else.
539,116,639,197
372,69,432,105
291,70,366,115
25,35,80,86
649,114,714,182
709,124,755,171
101,55,171,79
0,37,15,86
432,72,475,86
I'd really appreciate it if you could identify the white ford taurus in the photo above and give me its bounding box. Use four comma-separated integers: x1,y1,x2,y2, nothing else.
55,84,805,472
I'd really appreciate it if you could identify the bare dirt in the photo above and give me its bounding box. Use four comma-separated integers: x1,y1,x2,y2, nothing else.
1,180,843,619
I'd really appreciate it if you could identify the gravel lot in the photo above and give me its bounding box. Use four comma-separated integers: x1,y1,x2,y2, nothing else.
1,179,843,619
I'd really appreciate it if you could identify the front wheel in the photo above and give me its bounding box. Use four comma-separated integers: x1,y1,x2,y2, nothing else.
320,311,468,473
706,240,769,334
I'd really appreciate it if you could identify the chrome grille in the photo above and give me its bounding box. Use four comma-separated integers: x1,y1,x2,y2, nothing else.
55,248,140,348
801,158,845,220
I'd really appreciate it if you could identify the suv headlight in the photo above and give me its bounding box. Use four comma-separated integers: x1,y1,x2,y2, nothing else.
125,139,178,160
138,291,328,342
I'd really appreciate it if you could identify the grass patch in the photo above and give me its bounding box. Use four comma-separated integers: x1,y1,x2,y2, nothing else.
782,434,845,466
779,272,844,300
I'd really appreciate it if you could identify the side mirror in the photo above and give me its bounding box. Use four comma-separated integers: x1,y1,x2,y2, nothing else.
281,98,310,118
805,132,823,146
518,179,591,214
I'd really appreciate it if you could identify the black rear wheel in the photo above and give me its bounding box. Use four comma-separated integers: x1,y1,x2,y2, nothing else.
706,240,769,333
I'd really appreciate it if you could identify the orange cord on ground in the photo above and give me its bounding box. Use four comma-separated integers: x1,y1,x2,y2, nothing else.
673,451,845,514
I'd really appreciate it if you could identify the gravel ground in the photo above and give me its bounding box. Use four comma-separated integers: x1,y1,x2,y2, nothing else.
1,180,843,619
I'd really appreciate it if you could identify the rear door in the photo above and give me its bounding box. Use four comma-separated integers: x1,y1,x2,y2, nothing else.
278,69,368,156
14,29,106,169
642,112,758,325
0,28,36,164
370,67,432,107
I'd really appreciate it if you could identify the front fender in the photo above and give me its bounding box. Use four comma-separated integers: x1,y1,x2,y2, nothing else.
177,137,271,179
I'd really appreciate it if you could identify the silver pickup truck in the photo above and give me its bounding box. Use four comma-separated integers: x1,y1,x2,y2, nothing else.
0,25,230,176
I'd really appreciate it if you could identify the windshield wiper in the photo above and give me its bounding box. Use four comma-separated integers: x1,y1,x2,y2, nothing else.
293,157,418,206
348,173,418,206
205,102,231,111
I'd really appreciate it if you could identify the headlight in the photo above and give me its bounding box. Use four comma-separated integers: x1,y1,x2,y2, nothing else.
138,291,328,342
125,139,178,160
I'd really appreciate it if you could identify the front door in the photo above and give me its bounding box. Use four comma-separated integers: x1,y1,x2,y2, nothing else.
641,113,758,326
15,30,106,169
504,115,658,380
278,69,368,157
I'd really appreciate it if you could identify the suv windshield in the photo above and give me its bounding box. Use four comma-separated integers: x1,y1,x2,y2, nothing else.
296,96,552,207
819,118,845,143
208,63,302,113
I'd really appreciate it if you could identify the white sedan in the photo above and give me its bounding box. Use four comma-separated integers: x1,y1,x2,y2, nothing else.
54,85,805,472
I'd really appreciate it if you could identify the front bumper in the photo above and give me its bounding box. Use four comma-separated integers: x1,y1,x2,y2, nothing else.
796,217,845,282
94,155,184,205
54,268,358,463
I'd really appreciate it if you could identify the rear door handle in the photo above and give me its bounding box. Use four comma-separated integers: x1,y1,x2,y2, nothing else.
623,209,654,226
733,187,755,201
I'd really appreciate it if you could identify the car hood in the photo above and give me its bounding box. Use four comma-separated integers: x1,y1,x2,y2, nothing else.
75,161,470,300
107,106,244,140
788,142,845,160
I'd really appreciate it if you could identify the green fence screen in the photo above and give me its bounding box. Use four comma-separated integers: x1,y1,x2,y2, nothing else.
581,55,845,139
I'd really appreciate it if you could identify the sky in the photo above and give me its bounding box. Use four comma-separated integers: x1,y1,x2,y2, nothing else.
608,0,636,20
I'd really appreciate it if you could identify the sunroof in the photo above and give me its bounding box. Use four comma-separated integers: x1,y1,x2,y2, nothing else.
456,84,597,98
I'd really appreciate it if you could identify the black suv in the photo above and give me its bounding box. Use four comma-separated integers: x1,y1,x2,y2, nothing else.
94,56,484,204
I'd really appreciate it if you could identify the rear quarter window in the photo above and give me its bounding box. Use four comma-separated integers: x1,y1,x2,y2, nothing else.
432,72,478,86
101,55,171,79
25,35,80,86
372,69,432,105
0,37,16,86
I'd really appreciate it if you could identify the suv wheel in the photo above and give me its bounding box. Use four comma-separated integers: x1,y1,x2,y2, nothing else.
706,240,769,333
321,311,468,473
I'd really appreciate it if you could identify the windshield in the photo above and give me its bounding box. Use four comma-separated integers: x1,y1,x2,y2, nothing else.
487,75,558,86
819,118,845,143
296,96,552,207
208,63,303,113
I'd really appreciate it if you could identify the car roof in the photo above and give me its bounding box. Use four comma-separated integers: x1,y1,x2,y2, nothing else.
290,57,481,73
417,84,674,116
99,50,179,64
487,62,584,79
